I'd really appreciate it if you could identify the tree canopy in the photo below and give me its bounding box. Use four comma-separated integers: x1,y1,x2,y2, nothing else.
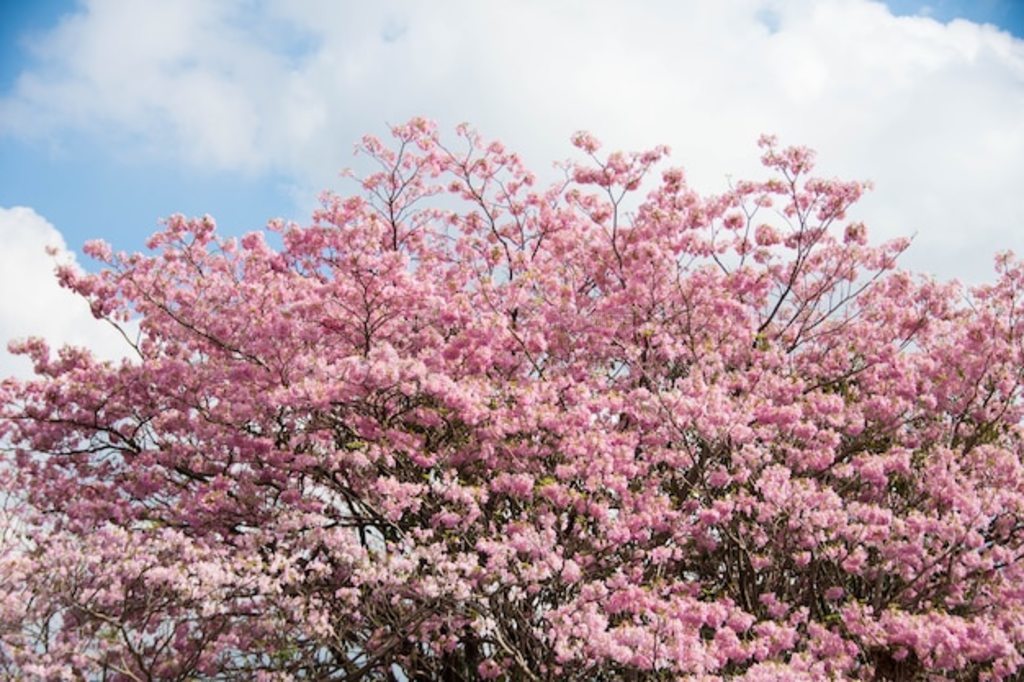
3,120,1024,679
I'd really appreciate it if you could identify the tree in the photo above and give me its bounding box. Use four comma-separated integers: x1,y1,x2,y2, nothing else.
3,119,1024,680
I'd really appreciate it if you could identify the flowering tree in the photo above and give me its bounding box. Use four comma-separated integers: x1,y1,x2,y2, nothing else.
3,120,1024,680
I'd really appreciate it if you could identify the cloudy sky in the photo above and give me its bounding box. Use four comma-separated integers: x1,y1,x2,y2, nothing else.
1,0,1023,377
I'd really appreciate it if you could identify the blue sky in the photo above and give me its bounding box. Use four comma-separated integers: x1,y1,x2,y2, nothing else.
1,0,1023,376
0,1,295,250
886,0,1024,33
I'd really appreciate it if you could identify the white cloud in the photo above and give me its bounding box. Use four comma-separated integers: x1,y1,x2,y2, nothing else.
0,207,129,379
1,0,1023,281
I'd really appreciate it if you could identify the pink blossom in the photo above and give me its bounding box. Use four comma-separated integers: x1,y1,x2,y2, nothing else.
1,121,1022,679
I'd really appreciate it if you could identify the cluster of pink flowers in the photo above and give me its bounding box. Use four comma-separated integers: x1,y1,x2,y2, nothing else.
3,119,1024,679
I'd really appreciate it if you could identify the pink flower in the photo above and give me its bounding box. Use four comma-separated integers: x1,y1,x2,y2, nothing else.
2,121,1020,680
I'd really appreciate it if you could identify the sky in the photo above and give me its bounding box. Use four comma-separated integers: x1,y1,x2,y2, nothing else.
1,0,1023,378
